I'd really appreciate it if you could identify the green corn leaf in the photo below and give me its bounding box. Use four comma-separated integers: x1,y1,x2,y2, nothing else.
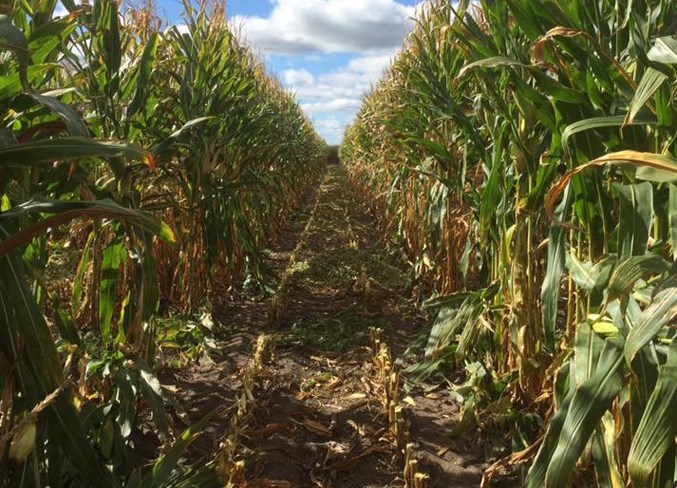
591,415,625,488
424,305,461,361
150,117,217,155
0,137,153,167
99,235,125,343
126,32,159,121
572,321,606,386
135,357,169,442
566,253,596,291
0,197,176,256
0,15,30,90
544,341,625,487
605,255,670,303
635,165,677,183
0,65,53,100
147,409,221,487
409,163,456,189
525,389,574,488
615,182,654,259
0,230,65,389
542,186,571,351
422,290,482,309
670,184,677,260
98,0,122,78
114,368,136,439
628,339,677,487
624,68,668,125
566,255,615,306
28,93,90,137
562,116,654,154
0,225,114,486
647,36,677,65
625,277,677,364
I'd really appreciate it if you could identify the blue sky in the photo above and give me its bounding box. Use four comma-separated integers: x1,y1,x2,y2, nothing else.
161,0,422,144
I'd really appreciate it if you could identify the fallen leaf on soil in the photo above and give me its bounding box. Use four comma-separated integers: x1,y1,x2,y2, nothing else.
344,392,367,400
304,419,332,437
295,391,308,401
327,377,343,389
325,440,351,456
480,435,542,488
436,446,450,457
321,441,386,472
403,395,416,406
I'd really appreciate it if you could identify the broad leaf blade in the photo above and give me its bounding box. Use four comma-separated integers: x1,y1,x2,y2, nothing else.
545,341,624,487
628,339,677,487
624,68,667,125
0,137,153,167
647,36,677,65
625,277,677,364
605,255,670,303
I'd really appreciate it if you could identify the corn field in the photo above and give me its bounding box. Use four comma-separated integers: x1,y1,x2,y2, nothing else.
341,0,676,486
1,0,676,486
0,0,324,485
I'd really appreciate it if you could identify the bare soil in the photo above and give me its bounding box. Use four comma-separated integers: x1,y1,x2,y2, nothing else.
161,166,507,487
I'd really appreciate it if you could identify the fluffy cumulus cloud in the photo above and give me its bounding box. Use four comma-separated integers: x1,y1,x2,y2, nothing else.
232,0,417,144
232,0,415,55
282,51,397,144
283,53,394,104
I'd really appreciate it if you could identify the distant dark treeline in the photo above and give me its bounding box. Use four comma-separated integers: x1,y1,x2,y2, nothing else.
327,146,340,165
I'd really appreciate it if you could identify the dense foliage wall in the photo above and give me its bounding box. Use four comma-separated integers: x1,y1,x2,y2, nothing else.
0,1,325,485
341,1,676,486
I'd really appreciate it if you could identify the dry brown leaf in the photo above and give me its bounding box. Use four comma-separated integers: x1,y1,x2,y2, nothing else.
321,441,383,472
327,377,343,389
345,392,367,400
480,436,543,488
304,419,332,437
295,391,309,401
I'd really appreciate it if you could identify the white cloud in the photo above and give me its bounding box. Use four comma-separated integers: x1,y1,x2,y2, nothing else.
284,52,394,102
232,0,415,55
302,98,362,115
282,68,315,87
315,117,350,145
230,0,416,144
281,51,396,144
346,53,395,78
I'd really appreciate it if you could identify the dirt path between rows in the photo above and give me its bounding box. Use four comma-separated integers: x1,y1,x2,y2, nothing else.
160,165,497,487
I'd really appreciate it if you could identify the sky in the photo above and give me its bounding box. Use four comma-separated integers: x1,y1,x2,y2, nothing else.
159,0,422,145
